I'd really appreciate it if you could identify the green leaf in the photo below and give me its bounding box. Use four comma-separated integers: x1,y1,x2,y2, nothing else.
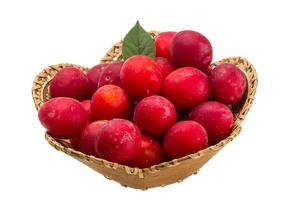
122,21,155,60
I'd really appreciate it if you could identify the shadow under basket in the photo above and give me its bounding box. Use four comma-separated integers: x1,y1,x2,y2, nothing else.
32,32,258,190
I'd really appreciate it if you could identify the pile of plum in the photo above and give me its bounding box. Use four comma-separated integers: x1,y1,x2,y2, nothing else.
38,30,247,168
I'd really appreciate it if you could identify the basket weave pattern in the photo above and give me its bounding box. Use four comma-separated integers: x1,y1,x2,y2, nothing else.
32,32,257,189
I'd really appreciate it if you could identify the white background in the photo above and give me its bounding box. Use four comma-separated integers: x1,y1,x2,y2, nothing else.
0,0,285,199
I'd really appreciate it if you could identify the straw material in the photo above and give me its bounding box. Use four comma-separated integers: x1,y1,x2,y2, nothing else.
32,31,258,189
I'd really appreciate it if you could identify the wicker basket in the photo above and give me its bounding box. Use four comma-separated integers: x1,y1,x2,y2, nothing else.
32,32,258,190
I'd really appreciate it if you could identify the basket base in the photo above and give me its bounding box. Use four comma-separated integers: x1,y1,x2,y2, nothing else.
70,147,220,189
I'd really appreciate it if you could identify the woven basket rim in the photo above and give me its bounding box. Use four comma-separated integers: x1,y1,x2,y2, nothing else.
32,57,257,176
